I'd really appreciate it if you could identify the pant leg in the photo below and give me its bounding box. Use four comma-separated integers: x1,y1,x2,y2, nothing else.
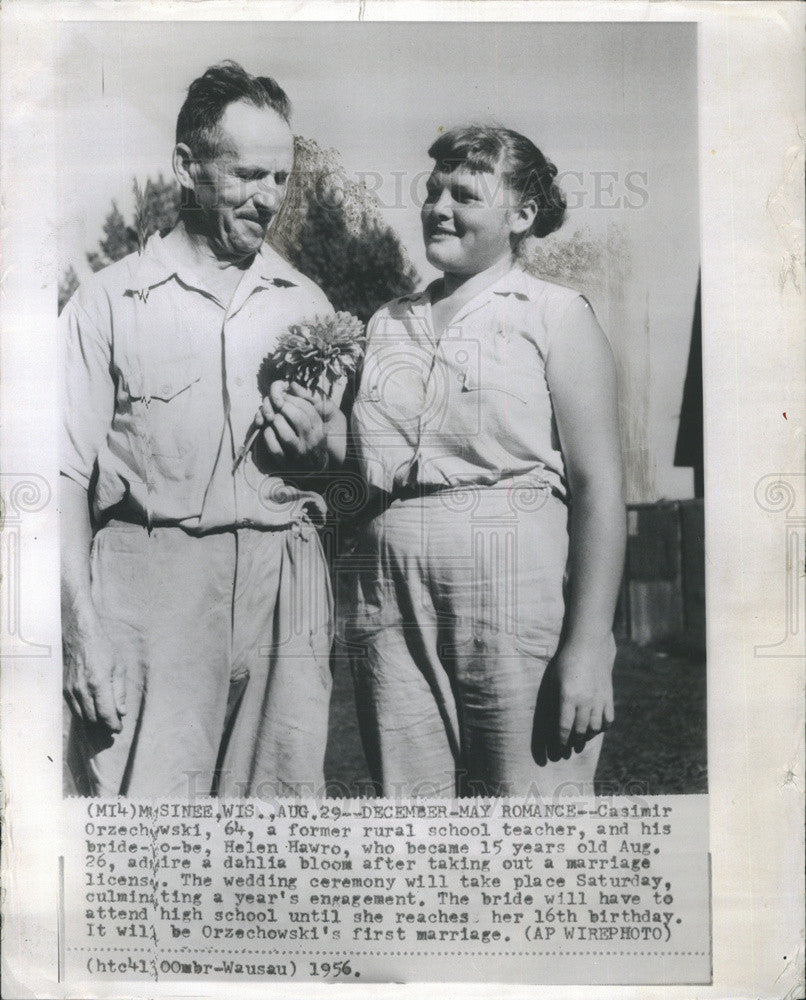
346,505,459,797
435,491,601,797
220,523,334,798
68,524,235,798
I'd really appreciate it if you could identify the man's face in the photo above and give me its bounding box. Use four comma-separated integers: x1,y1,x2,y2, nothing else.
191,101,294,262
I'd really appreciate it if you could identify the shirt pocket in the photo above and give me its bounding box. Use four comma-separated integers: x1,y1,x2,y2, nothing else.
124,359,203,482
459,329,538,407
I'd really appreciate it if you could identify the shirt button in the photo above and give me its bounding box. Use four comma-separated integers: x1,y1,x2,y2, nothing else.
159,384,170,396
235,376,244,387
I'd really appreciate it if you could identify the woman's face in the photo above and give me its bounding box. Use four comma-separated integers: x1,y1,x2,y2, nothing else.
421,165,522,277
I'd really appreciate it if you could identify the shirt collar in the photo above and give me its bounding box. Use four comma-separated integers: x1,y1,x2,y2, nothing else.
489,263,538,302
123,232,298,301
397,285,433,307
400,265,538,310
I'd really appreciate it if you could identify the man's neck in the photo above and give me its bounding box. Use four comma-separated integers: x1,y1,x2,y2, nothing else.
164,217,255,303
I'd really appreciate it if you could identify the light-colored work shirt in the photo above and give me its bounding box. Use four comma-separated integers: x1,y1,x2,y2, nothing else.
351,266,594,501
61,232,334,530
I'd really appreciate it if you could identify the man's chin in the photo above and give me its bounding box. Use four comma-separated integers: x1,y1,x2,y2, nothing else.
222,234,266,263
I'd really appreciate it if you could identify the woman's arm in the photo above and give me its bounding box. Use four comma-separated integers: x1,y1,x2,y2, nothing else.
545,296,626,747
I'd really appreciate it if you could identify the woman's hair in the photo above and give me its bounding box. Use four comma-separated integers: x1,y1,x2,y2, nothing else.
176,61,291,161
427,125,566,239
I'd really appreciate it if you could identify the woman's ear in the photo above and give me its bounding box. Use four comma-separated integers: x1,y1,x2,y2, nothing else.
509,197,538,239
172,143,196,190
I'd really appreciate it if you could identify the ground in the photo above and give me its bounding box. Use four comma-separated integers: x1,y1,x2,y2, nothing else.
324,639,708,798
63,640,707,798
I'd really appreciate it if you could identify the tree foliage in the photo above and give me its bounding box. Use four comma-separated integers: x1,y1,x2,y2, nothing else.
60,138,418,321
59,174,181,313
85,175,181,274
284,190,418,324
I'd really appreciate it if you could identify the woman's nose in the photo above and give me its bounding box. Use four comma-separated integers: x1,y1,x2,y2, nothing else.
432,189,452,217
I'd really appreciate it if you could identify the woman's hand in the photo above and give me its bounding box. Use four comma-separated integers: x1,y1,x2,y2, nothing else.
554,632,616,749
257,380,346,470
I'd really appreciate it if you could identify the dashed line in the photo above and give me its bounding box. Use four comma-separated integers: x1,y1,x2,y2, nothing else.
68,947,708,956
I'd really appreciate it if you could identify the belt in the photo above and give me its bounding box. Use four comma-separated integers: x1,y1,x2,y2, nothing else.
358,482,473,522
359,477,564,523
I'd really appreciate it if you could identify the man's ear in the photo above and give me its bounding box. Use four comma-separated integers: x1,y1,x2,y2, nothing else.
172,143,196,190
509,197,538,239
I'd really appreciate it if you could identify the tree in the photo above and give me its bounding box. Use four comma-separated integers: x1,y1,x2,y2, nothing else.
85,174,181,274
60,139,417,321
271,137,418,323
285,191,417,324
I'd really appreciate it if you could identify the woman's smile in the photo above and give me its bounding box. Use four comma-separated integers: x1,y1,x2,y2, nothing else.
421,166,518,277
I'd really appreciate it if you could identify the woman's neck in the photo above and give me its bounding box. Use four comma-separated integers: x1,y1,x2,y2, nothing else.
437,254,515,303
429,255,516,341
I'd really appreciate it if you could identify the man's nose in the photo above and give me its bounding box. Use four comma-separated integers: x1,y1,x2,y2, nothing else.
252,180,285,213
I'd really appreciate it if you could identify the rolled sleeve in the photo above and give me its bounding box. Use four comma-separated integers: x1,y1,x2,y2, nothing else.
61,293,114,491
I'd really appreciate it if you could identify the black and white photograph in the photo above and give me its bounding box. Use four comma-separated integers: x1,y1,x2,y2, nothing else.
57,19,704,803
0,2,803,997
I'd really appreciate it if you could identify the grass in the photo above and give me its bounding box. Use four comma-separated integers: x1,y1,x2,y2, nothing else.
325,638,708,797
64,639,707,797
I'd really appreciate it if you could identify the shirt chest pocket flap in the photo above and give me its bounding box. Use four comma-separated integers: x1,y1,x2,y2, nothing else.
122,359,203,460
458,330,536,406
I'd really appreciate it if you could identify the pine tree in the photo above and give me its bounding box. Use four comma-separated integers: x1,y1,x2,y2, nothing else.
271,137,418,323
86,201,131,271
85,175,181,273
287,191,417,324
60,144,416,323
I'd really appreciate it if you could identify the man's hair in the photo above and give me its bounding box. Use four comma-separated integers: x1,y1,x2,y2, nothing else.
176,61,291,161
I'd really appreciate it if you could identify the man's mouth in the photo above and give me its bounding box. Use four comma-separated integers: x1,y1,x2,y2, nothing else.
429,227,457,239
239,212,272,229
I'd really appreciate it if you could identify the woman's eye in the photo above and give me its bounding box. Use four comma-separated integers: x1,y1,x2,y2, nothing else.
453,188,476,204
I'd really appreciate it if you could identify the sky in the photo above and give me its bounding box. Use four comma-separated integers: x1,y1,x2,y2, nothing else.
55,19,699,499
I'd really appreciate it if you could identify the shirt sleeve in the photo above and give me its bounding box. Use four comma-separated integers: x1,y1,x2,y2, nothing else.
543,289,604,361
61,290,114,491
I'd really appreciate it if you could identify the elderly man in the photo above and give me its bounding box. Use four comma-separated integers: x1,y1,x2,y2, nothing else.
61,62,345,797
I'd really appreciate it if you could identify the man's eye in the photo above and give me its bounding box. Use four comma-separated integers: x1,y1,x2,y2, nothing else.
274,171,289,186
425,187,440,202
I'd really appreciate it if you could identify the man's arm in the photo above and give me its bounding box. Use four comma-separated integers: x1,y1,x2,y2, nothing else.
61,289,126,732
61,475,127,731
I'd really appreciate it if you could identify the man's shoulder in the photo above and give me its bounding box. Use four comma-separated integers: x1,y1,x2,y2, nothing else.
259,244,332,312
63,249,148,322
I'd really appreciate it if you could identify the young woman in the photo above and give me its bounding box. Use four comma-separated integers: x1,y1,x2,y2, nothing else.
347,126,625,797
